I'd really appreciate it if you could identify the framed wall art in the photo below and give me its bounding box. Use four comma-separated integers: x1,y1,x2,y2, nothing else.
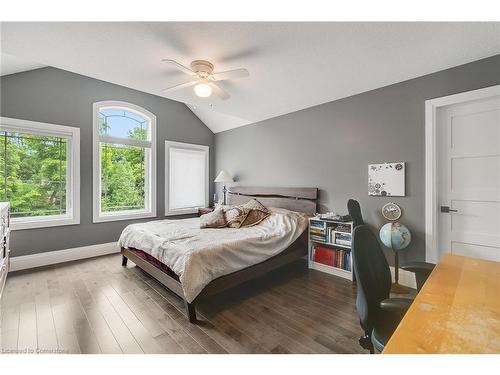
368,162,405,197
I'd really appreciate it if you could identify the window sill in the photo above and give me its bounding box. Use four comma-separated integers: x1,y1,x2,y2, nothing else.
165,208,201,217
93,210,156,223
10,216,80,231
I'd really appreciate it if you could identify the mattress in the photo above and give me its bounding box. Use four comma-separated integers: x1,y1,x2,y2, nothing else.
118,207,308,302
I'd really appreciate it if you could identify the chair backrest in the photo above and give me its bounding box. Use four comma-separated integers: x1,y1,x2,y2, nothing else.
347,199,365,228
352,225,392,334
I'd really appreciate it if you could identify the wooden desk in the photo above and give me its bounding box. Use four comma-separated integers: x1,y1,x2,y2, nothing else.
384,254,500,354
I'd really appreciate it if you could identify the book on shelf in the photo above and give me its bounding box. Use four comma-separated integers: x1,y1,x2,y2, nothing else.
334,232,352,246
310,236,327,242
310,229,325,235
310,221,325,226
313,246,334,265
310,226,325,232
310,226,325,231
310,219,325,225
334,223,352,233
312,245,351,272
336,240,351,246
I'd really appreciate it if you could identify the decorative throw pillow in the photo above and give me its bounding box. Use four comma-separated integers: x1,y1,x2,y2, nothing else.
199,208,227,229
241,199,271,227
224,206,250,228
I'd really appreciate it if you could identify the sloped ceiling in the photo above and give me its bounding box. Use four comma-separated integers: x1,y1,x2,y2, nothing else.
2,22,500,132
1,53,45,76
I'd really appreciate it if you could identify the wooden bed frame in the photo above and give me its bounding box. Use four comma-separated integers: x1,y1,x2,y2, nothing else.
121,186,318,323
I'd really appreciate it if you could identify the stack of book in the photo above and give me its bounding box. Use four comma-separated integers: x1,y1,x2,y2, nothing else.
310,219,352,245
333,248,351,271
334,232,352,246
309,220,327,242
313,245,351,271
317,226,351,246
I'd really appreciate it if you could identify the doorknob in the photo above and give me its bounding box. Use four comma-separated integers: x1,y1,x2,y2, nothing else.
440,206,458,213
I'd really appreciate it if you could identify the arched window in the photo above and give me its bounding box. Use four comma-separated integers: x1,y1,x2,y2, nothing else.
92,101,156,222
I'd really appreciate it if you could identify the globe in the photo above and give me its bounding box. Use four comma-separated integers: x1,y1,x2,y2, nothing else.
379,222,411,250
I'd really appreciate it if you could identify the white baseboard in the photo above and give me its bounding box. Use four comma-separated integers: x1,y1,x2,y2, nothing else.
389,266,417,289
307,254,416,289
9,243,418,290
9,242,120,272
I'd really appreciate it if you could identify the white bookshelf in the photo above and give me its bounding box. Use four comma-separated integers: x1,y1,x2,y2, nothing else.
308,217,354,281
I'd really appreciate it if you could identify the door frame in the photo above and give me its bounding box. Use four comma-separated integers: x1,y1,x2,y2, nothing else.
425,84,500,263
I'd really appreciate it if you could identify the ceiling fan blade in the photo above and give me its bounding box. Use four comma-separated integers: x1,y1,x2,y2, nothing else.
209,82,230,100
162,59,196,76
161,80,196,92
211,68,249,81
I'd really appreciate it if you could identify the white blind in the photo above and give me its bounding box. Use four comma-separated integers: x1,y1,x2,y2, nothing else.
168,147,207,210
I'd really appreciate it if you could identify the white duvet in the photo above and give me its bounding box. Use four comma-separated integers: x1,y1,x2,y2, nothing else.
118,207,308,302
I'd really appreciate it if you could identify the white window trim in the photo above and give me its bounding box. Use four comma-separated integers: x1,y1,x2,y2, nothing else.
1,116,80,230
165,140,209,216
92,101,157,223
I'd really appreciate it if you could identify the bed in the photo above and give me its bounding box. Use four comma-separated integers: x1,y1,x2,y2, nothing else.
119,186,318,323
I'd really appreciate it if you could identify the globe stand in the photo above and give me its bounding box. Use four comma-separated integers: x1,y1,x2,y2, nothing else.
391,250,411,294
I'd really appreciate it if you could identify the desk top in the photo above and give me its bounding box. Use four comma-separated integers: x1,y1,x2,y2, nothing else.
383,254,500,354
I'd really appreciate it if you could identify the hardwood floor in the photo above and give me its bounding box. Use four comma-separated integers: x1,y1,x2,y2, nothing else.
0,254,365,354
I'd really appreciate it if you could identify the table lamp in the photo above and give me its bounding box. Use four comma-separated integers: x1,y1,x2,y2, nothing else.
214,170,233,205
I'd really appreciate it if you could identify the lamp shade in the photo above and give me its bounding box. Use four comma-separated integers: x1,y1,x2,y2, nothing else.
214,170,234,183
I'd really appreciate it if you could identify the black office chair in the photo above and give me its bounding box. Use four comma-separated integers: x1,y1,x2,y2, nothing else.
347,199,365,228
347,199,365,282
352,225,434,353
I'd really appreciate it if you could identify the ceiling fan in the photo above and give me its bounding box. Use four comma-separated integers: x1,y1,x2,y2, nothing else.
161,59,249,100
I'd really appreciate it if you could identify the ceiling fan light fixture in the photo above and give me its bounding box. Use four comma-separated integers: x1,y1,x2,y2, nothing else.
162,59,248,100
194,83,212,98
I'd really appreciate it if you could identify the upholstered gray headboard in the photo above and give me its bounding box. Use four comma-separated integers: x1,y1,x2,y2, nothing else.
226,186,318,216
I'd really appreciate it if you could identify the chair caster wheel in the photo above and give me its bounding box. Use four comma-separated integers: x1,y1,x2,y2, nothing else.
359,334,374,353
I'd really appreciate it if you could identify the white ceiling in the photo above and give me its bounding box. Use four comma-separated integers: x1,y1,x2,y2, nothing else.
0,53,45,76
1,22,500,133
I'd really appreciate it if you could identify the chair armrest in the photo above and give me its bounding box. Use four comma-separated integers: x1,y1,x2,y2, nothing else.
401,261,435,273
380,298,413,315
402,262,435,291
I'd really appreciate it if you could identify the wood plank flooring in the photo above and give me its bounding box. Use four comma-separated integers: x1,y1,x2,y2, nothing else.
0,254,365,354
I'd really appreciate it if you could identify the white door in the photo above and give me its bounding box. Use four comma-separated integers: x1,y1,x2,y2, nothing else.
437,95,500,261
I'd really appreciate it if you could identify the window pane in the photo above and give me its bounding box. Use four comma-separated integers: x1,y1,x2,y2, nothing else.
100,142,146,212
99,108,149,141
1,131,67,218
169,148,206,210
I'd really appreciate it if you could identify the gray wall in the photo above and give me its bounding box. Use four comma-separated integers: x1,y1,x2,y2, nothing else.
215,54,500,263
0,67,215,257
